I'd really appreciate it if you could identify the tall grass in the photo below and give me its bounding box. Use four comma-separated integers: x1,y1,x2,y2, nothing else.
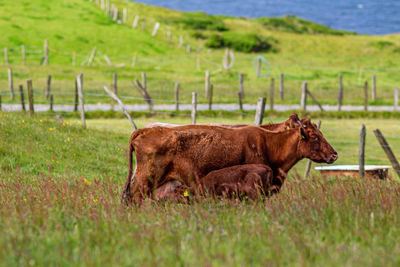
1,173,399,265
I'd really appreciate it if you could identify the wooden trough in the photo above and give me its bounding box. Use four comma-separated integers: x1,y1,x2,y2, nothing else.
315,165,392,180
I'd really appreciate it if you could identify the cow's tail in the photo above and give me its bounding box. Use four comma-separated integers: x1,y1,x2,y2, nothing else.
122,130,141,203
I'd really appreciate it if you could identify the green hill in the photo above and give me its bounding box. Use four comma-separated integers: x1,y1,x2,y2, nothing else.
1,0,400,108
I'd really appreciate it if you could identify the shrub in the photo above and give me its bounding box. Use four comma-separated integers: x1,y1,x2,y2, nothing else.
257,15,354,35
174,12,228,31
191,31,207,40
370,40,394,49
205,32,276,53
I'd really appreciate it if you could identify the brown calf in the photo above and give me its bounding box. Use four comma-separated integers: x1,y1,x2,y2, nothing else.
154,164,286,201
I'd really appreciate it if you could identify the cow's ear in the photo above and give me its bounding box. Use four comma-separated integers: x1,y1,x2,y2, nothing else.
288,113,300,128
300,127,307,140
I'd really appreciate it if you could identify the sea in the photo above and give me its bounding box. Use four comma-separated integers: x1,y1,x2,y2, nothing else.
132,0,400,35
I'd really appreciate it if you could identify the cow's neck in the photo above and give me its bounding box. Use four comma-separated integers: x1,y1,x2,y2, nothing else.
263,129,302,173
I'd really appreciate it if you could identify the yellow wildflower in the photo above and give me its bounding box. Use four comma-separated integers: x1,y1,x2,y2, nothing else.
67,137,70,142
49,128,54,131
93,199,98,203
22,120,25,123
184,189,189,197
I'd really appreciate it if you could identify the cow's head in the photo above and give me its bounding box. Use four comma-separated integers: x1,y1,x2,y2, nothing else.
297,119,338,164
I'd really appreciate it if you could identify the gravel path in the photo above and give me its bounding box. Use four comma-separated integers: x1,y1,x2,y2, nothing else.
1,103,398,112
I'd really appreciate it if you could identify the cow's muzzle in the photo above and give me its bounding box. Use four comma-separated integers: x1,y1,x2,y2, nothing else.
326,152,338,164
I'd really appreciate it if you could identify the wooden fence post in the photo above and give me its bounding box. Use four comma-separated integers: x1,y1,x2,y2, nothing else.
372,74,376,101
166,26,171,41
238,92,243,111
19,85,25,111
103,86,137,130
208,84,213,111
179,35,183,48
307,89,324,111
49,94,54,112
133,79,153,111
191,92,197,124
22,45,26,64
111,72,117,111
304,120,321,178
364,81,368,111
279,73,284,100
373,129,400,178
113,7,119,22
338,73,343,111
186,45,191,54
141,72,147,91
141,19,146,30
256,58,261,78
46,75,51,99
43,40,49,65
205,71,210,97
74,78,78,112
105,0,110,14
27,79,34,116
174,82,179,111
359,124,366,178
76,73,86,128
122,8,127,24
88,47,97,66
133,15,139,28
239,73,244,98
254,97,266,126
4,48,8,65
301,81,307,111
103,55,112,66
395,87,399,111
374,129,400,177
8,68,14,100
270,78,274,111
152,22,160,36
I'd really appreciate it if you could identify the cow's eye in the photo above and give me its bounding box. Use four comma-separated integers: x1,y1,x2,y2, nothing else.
312,136,318,141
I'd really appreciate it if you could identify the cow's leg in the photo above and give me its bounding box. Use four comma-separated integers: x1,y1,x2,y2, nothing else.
129,163,156,204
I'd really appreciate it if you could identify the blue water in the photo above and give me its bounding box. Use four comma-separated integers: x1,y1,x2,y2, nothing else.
132,0,400,35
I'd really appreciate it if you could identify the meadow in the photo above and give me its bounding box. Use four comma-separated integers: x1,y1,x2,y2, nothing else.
2,0,400,265
1,112,400,266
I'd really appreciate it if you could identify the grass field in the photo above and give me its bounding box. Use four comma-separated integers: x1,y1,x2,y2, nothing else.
1,112,400,266
1,0,400,107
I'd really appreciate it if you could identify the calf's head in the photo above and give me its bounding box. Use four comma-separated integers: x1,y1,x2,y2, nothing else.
297,119,338,164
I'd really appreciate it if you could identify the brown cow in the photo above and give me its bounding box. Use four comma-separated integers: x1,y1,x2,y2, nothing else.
122,114,302,201
125,118,337,203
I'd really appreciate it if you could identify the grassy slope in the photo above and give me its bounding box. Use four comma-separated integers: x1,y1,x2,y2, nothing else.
1,0,400,107
1,112,400,266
